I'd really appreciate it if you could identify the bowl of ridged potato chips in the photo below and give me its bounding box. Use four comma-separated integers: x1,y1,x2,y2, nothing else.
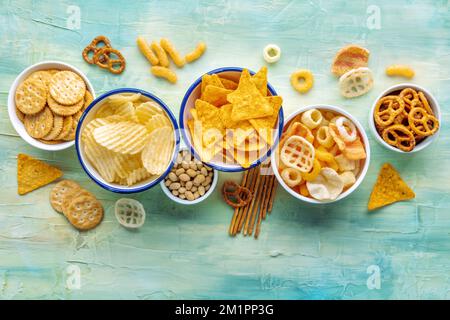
75,88,180,193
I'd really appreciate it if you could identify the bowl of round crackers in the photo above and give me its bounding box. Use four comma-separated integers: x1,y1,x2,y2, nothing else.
8,61,95,151
75,88,180,193
179,67,284,172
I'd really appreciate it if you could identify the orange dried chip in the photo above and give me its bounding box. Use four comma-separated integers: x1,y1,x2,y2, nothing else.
17,153,63,195
251,66,268,96
342,137,366,160
368,163,415,211
201,73,223,94
249,96,282,144
331,45,370,76
220,77,238,90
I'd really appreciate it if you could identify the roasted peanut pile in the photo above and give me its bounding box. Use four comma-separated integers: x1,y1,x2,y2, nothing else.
164,151,213,201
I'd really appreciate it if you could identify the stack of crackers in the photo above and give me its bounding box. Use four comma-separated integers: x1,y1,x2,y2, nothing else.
15,70,92,144
50,180,103,231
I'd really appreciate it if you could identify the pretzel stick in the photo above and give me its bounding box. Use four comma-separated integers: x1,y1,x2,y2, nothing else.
248,174,267,236
244,172,262,236
233,168,256,235
229,170,249,236
268,180,278,213
237,167,259,233
255,203,264,239
262,176,274,220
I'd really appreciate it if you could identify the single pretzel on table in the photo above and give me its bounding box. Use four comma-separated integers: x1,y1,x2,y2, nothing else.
82,35,112,64
408,107,439,137
222,181,253,208
382,124,416,152
94,47,126,74
374,95,405,128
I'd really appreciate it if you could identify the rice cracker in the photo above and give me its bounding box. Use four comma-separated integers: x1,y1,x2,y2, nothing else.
15,78,47,115
368,163,415,211
24,107,54,139
66,195,103,231
50,180,81,213
49,71,86,105
17,154,63,195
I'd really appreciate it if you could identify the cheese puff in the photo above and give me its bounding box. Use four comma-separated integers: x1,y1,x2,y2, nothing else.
386,64,415,79
301,109,323,129
316,126,334,149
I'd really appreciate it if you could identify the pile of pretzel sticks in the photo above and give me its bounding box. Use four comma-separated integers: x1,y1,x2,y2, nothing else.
228,164,277,239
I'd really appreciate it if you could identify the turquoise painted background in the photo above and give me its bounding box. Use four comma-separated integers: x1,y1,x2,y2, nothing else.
0,0,449,299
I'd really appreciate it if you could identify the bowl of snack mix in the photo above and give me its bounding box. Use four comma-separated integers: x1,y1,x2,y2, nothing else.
75,88,180,193
179,67,284,172
160,147,218,205
370,83,441,153
271,105,370,204
8,61,95,151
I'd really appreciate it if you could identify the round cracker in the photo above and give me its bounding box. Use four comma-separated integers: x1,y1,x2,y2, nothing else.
38,139,65,145
84,91,93,111
50,180,81,213
26,70,53,87
66,195,103,231
48,93,84,116
16,107,25,122
24,107,54,138
49,71,86,105
62,188,93,217
42,114,64,140
15,79,47,115
55,116,73,140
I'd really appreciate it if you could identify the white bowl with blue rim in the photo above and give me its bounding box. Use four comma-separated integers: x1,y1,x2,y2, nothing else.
179,67,284,172
75,88,180,193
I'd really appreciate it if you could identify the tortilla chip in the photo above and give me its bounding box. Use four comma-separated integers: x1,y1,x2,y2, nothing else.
368,163,415,211
17,153,63,195
249,95,282,144
228,69,272,121
218,104,240,128
220,77,238,90
201,85,232,107
201,74,223,94
251,66,268,96
195,99,224,132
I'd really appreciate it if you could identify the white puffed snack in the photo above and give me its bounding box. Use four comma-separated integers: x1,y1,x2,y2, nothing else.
335,154,356,171
300,108,323,129
115,198,146,228
263,44,281,64
280,135,315,173
339,67,373,98
335,116,357,142
340,171,356,188
306,167,344,201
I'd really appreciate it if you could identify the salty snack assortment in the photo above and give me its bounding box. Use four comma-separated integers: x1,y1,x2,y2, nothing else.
275,108,367,201
163,150,214,202
137,36,206,84
83,35,126,74
187,67,283,168
227,164,277,239
50,180,103,230
15,69,92,144
81,93,175,186
373,87,439,151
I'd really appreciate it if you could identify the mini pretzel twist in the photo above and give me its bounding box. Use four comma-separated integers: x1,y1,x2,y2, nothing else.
408,107,439,137
94,47,126,74
382,124,416,152
374,95,405,128
222,181,253,208
399,88,419,105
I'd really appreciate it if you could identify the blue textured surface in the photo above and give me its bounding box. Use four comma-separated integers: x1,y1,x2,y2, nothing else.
0,0,449,299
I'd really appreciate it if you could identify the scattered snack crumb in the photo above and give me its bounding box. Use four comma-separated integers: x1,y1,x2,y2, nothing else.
263,44,281,64
290,69,314,94
368,163,415,211
17,153,63,195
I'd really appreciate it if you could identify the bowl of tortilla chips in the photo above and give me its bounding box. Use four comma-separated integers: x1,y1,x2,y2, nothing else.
180,67,284,172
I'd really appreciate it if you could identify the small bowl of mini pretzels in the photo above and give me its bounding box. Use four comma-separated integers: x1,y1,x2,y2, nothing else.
8,61,95,151
370,84,441,153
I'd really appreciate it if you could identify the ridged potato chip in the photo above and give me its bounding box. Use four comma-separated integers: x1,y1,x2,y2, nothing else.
146,114,171,133
141,127,174,175
93,121,150,155
136,101,163,124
